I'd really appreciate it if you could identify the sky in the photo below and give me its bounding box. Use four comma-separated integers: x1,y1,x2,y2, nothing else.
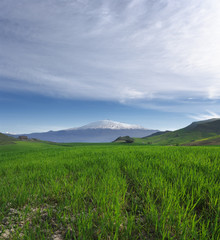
1,0,220,133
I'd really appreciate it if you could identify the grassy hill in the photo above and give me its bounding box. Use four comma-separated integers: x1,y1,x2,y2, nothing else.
0,132,17,145
137,118,220,145
113,136,134,143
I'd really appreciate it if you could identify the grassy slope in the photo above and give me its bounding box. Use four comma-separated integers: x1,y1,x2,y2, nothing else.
136,119,220,145
0,141,219,239
184,134,220,146
0,132,17,145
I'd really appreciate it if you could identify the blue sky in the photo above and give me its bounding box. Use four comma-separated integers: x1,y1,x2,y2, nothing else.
1,0,220,133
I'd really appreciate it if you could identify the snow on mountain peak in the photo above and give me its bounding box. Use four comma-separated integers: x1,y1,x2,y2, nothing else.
77,120,147,130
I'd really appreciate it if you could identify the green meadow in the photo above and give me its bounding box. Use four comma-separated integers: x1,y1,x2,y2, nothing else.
0,142,219,239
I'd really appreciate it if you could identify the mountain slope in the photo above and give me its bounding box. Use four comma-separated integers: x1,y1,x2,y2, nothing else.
10,120,158,143
140,118,220,145
184,135,220,146
0,132,16,145
146,130,171,137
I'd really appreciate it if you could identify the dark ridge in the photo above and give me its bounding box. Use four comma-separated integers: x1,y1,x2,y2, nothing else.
144,130,171,138
113,136,134,143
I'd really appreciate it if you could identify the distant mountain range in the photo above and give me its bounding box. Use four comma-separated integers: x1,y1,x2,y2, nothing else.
139,118,220,145
4,118,220,145
8,120,158,143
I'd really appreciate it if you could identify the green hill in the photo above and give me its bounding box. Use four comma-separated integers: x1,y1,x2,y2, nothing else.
0,132,17,145
138,118,220,145
113,136,134,143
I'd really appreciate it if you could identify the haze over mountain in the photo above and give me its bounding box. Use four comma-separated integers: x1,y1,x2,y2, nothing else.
10,120,158,143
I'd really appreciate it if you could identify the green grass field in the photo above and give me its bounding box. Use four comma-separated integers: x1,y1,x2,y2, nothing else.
0,142,219,239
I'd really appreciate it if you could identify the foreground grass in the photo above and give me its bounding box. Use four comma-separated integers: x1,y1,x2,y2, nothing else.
0,142,219,239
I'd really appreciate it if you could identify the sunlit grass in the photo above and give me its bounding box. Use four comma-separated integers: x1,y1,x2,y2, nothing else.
0,142,219,239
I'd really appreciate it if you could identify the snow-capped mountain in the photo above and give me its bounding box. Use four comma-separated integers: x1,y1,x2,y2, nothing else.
76,120,147,130
10,120,159,143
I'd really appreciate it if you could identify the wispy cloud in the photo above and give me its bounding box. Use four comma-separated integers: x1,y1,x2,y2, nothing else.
189,111,220,121
1,0,220,113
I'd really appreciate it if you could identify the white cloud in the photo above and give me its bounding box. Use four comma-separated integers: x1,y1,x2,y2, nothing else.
1,0,220,112
189,110,220,121
189,111,220,121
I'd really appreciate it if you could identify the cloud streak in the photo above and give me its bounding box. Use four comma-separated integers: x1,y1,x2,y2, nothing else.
189,111,220,121
1,0,220,113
